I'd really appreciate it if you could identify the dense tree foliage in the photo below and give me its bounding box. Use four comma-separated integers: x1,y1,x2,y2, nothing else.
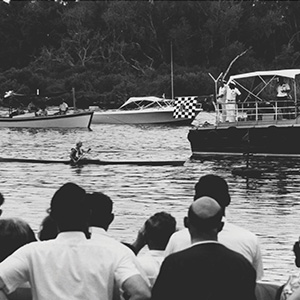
1,0,300,108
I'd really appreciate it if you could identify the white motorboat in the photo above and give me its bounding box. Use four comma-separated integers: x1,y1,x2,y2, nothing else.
0,111,93,129
91,96,201,125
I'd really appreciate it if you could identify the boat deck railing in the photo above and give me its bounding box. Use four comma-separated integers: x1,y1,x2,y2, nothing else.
215,99,299,125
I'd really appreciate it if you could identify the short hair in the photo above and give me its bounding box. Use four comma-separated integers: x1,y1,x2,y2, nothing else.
145,212,176,249
50,182,88,227
87,192,113,226
0,218,37,262
0,193,4,206
38,215,58,241
194,174,231,211
188,199,223,231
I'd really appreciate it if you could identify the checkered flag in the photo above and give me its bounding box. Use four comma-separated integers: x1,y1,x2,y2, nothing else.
173,97,198,119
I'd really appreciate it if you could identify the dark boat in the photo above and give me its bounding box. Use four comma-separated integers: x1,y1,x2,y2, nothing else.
188,69,300,159
0,157,186,166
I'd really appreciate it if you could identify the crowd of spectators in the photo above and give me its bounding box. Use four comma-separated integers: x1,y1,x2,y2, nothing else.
0,174,297,300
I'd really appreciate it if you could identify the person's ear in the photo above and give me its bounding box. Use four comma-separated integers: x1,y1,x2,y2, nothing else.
218,221,224,232
184,216,189,228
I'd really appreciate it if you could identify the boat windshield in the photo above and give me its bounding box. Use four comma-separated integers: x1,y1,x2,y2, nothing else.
118,96,174,110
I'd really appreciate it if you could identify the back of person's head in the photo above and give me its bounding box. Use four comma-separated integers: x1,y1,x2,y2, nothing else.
87,192,114,230
50,182,88,231
0,218,37,262
38,215,58,241
144,212,176,250
194,174,230,215
185,196,223,237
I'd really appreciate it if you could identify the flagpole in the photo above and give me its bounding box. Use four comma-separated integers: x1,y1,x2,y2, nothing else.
171,41,174,100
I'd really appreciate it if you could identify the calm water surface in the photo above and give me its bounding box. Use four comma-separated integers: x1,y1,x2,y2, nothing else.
1,124,300,284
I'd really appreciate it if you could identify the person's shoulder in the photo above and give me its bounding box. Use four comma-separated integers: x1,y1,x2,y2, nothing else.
223,222,258,240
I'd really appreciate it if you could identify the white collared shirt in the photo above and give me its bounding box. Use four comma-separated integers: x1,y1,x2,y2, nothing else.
0,231,140,300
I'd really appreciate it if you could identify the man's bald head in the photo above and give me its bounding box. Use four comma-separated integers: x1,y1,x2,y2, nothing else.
187,196,223,233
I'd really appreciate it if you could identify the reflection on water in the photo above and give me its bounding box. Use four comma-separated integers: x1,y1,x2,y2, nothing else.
1,124,300,284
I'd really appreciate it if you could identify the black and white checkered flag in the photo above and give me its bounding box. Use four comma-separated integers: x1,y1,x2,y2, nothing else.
173,97,198,119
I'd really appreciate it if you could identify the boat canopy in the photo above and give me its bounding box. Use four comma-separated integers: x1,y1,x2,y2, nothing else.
229,69,300,81
119,96,174,109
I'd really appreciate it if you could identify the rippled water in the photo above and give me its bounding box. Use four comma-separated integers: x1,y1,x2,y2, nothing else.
1,124,300,285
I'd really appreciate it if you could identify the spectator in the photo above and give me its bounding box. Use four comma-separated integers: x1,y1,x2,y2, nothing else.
165,174,264,280
151,196,257,300
0,193,4,217
216,79,227,122
0,182,151,300
58,100,68,115
130,212,176,287
0,218,36,300
87,191,151,298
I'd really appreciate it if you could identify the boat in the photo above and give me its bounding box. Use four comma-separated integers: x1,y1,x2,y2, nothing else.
0,111,94,129
188,69,300,158
0,157,186,166
91,96,203,125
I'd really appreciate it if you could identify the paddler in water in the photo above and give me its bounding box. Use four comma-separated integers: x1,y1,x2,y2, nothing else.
70,140,91,163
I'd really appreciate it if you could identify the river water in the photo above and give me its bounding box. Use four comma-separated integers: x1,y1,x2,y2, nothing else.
1,124,300,285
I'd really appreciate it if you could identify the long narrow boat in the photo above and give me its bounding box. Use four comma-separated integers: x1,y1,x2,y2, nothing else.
0,157,186,166
0,111,93,129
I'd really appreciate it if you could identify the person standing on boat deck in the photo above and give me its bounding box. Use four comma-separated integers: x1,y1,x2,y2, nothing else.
151,196,257,300
0,182,151,300
70,140,90,162
277,77,292,119
164,174,264,281
225,81,241,122
58,99,68,115
87,192,151,298
216,79,227,122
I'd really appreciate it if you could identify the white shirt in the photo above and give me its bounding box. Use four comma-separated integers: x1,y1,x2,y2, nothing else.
218,86,227,103
226,86,241,102
0,232,140,300
137,250,164,287
59,102,68,112
89,227,150,286
277,83,290,97
164,220,264,280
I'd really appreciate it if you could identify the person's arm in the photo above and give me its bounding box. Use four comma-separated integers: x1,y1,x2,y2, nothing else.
122,274,151,300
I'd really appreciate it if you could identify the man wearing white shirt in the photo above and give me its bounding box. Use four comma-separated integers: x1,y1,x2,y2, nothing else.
226,81,241,122
164,174,264,281
0,183,150,300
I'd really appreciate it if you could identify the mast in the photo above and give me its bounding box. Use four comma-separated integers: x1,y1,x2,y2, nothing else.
171,41,174,100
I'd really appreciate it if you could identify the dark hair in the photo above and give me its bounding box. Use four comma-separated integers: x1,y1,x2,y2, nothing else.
87,192,113,228
188,204,223,231
50,182,88,230
194,174,231,212
0,218,37,262
38,215,58,241
145,212,176,250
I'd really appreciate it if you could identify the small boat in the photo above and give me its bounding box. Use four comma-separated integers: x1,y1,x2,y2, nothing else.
0,111,93,129
91,96,202,125
188,69,300,158
0,157,186,166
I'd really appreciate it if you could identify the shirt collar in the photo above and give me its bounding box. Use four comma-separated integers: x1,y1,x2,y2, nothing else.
190,240,220,248
56,231,87,241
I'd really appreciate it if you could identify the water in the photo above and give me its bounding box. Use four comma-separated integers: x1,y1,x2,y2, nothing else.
1,124,300,285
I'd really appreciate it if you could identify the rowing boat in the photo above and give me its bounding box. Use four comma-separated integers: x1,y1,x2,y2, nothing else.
0,157,186,166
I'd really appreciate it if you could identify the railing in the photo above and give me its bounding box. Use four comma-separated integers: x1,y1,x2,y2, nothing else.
215,99,299,124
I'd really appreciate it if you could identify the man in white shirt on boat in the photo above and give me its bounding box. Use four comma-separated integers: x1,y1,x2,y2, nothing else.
216,79,227,122
164,174,264,281
59,100,68,115
226,81,241,122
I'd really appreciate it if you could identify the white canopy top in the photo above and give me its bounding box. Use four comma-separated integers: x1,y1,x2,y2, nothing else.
229,69,300,81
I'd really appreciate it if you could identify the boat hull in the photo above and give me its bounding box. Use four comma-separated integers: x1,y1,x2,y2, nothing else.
0,111,93,129
188,120,300,158
92,109,193,125
0,157,185,166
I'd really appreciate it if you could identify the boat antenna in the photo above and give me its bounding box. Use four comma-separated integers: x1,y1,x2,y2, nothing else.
171,41,174,100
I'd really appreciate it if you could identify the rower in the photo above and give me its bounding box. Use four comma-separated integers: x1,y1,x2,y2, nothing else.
70,140,91,163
